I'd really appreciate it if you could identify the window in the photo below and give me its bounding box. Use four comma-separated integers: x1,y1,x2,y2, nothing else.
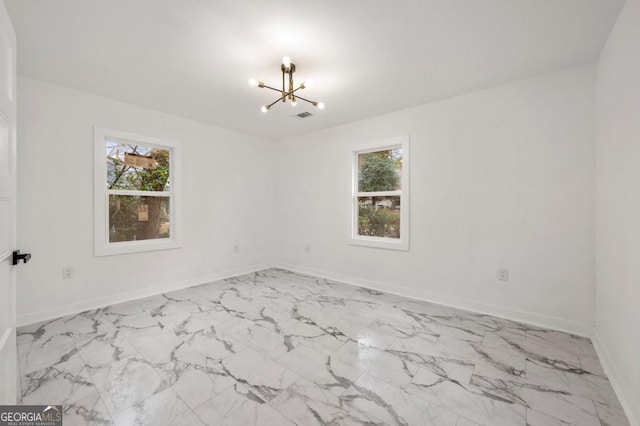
94,127,181,256
350,135,409,250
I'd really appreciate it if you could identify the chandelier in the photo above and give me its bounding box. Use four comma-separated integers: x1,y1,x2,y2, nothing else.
249,56,325,113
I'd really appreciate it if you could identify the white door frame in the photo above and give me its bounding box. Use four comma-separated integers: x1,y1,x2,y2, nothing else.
0,0,18,405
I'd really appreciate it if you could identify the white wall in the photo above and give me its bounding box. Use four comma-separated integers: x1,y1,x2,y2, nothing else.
276,64,596,335
16,76,276,325
595,0,640,423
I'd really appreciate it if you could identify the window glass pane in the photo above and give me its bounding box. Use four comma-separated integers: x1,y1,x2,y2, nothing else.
106,140,170,191
109,195,170,242
357,196,401,238
358,148,402,192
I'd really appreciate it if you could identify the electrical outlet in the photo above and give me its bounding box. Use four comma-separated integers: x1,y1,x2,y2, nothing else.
498,268,509,281
305,245,310,253
233,245,239,253
62,266,74,279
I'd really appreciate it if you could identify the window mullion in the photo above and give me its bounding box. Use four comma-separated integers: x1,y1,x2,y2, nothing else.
356,191,401,197
107,189,171,197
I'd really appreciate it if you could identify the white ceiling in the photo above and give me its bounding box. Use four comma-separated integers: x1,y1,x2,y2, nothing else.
4,0,624,141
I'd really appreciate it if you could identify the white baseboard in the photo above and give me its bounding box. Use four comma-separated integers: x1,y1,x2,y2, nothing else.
17,262,274,327
592,327,639,426
276,263,593,337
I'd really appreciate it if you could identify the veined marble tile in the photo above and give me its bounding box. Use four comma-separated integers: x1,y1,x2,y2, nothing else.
152,349,236,410
455,417,480,426
127,328,193,365
136,294,200,318
84,302,147,329
475,331,529,378
378,315,440,343
191,281,237,304
288,298,347,330
283,303,350,355
184,322,247,362
15,268,626,426
387,333,440,356
406,366,527,426
490,330,583,373
89,356,168,415
396,308,487,343
156,310,216,340
215,288,271,321
369,315,439,342
456,311,532,336
64,312,121,347
392,299,455,317
525,359,621,408
19,331,77,375
237,321,294,359
341,373,459,426
482,329,526,350
21,355,96,406
220,348,299,402
162,288,217,313
63,391,114,426
99,301,146,318
260,278,326,302
287,324,348,357
112,388,203,426
220,406,294,426
306,296,387,328
227,270,277,285
594,401,631,426
526,408,574,426
470,363,599,426
275,345,362,396
77,331,138,369
522,331,590,367
270,377,382,425
194,383,293,426
115,313,164,339
202,306,255,334
526,330,598,359
333,341,420,388
387,339,475,385
17,318,68,347
16,371,22,405
578,353,607,378
473,346,526,378
333,319,397,350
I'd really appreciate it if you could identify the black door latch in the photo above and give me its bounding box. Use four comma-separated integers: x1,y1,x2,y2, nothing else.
12,250,32,265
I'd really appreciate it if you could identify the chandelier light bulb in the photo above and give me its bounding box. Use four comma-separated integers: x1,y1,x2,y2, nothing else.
248,78,258,87
317,102,325,110
291,99,297,107
261,105,268,113
303,79,313,89
282,56,291,68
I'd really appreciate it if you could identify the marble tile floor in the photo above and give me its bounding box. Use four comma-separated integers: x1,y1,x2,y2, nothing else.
16,268,630,426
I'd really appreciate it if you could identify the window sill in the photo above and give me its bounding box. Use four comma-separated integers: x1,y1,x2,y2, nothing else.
95,239,181,257
349,236,409,251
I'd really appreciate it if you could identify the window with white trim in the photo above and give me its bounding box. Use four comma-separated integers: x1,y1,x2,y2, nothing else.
350,136,409,250
94,127,181,256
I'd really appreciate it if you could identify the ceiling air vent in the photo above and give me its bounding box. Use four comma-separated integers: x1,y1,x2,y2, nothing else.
296,111,313,119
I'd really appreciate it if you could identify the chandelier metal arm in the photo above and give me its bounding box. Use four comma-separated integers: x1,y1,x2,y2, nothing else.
260,84,306,101
260,84,283,94
250,57,324,113
292,94,317,106
267,97,282,108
